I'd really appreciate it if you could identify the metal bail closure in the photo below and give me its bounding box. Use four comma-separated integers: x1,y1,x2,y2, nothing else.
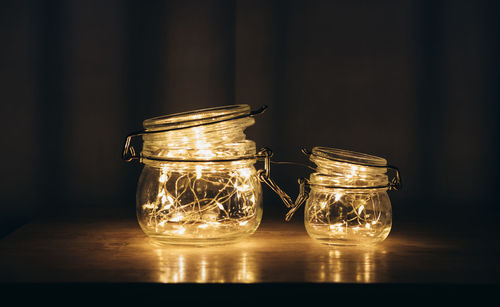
255,148,314,221
281,147,402,221
255,148,294,209
122,105,268,163
285,178,310,221
387,165,402,191
122,131,142,162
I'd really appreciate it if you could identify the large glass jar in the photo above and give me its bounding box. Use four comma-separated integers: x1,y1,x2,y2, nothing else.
286,147,400,246
123,105,264,246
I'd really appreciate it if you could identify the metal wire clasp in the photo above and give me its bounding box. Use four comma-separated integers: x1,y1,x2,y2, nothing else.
255,148,294,209
285,178,310,222
387,165,402,191
254,147,317,221
122,131,142,162
282,147,403,221
122,105,269,163
301,147,402,191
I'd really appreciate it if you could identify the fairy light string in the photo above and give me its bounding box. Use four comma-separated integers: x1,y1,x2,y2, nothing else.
132,105,264,244
140,161,260,238
301,147,394,244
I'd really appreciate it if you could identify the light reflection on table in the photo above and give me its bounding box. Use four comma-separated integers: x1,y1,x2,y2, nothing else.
150,223,399,283
154,245,257,283
305,246,389,283
1,215,490,283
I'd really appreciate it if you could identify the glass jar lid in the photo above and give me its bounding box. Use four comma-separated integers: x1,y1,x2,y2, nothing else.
311,147,387,167
143,105,252,132
140,105,260,163
309,147,389,189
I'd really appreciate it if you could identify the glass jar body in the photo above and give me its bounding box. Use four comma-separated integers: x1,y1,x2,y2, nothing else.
304,187,392,245
136,161,263,246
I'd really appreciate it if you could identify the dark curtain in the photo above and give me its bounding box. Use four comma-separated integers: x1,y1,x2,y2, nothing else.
1,0,499,236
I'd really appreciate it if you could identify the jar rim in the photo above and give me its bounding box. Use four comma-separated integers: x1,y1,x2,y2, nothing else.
143,104,251,132
312,147,387,167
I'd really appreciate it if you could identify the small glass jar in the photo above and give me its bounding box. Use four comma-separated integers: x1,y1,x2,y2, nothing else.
286,147,400,246
123,105,266,246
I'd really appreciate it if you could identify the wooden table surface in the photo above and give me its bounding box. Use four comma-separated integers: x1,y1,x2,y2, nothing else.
1,208,498,285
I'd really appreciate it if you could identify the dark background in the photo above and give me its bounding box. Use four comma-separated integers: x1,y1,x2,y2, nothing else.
1,0,499,237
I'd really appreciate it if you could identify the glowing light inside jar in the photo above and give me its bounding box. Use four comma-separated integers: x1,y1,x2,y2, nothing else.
304,147,392,245
140,162,260,240
135,105,263,244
